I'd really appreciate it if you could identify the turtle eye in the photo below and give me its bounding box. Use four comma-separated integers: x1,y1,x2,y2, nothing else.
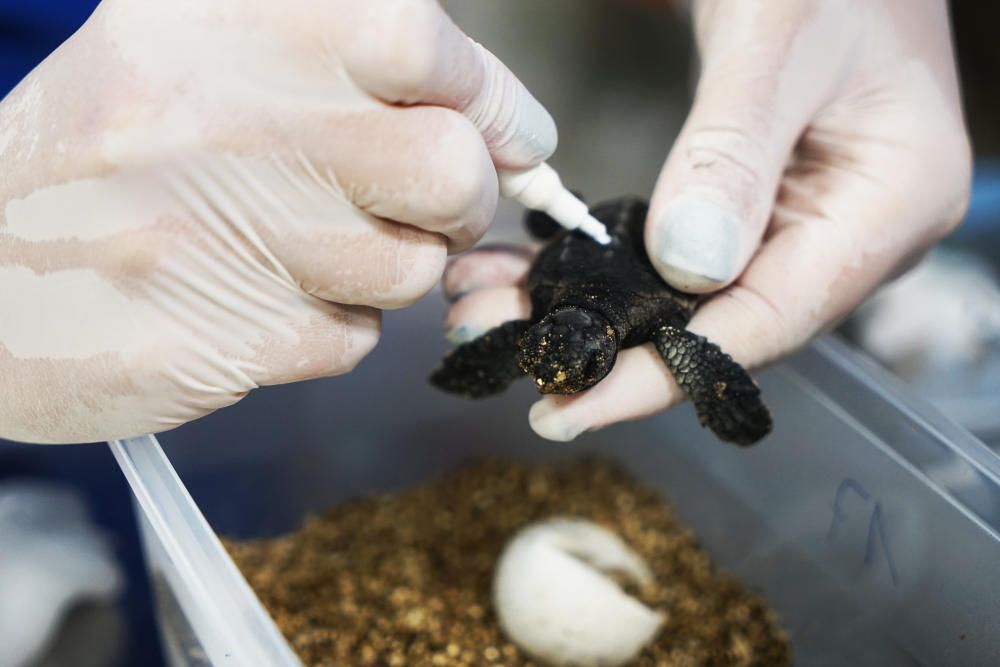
579,335,616,388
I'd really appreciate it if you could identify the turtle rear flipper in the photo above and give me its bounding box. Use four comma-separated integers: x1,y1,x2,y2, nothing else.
430,320,531,398
652,326,772,446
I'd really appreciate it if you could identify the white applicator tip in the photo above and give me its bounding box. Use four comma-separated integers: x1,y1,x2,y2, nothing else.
499,164,611,245
580,214,612,245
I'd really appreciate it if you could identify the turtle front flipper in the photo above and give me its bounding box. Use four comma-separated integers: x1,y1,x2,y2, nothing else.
651,326,772,446
430,320,531,398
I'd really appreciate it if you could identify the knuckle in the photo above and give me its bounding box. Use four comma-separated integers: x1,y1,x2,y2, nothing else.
719,285,796,366
927,130,973,241
681,123,770,192
340,308,382,373
373,229,448,309
240,305,382,382
937,186,971,240
343,0,440,102
320,222,447,310
419,110,496,227
298,223,447,309
944,136,973,234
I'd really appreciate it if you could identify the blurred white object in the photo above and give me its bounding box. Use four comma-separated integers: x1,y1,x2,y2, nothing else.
853,249,1000,436
855,250,1000,369
493,517,664,667
0,483,123,667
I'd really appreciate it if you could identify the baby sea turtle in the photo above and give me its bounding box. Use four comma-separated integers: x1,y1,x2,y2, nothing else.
430,197,772,446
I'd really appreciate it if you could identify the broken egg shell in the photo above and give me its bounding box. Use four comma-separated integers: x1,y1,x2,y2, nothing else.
493,517,665,667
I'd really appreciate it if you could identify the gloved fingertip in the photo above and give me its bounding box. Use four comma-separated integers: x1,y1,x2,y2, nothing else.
511,86,559,165
528,398,589,442
444,324,484,344
471,42,557,168
442,244,534,302
649,193,746,293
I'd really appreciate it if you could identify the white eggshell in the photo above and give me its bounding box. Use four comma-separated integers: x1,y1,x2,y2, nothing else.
493,518,664,667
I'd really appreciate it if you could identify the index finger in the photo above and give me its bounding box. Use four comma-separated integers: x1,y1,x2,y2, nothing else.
334,0,557,169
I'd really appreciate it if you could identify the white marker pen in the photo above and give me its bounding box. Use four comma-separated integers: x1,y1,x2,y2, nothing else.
499,164,611,245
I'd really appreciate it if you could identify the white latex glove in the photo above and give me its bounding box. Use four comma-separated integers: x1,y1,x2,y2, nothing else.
0,0,556,444
442,0,971,441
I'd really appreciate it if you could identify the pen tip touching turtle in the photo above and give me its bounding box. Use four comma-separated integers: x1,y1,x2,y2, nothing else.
430,196,772,446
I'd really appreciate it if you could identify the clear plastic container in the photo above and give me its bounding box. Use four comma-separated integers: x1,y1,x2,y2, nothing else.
111,299,1000,667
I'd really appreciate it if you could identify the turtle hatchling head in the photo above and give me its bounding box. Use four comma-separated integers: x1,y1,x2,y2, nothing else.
518,308,617,394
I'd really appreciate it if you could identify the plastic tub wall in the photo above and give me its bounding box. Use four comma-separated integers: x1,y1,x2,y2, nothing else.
116,298,1000,667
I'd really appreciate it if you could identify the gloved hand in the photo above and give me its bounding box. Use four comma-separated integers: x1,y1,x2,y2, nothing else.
0,0,556,444
442,0,971,441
